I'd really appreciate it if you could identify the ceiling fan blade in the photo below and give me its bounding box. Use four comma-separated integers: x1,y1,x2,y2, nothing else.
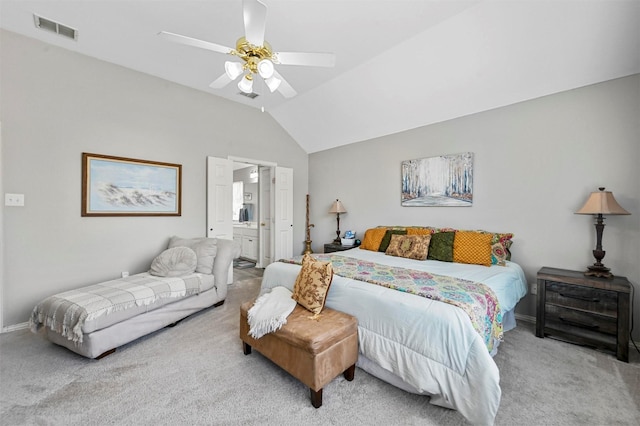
243,0,267,46
209,73,233,89
273,71,297,98
158,31,233,55
275,52,336,68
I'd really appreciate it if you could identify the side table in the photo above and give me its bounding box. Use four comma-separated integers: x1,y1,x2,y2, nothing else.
324,243,359,253
536,266,631,362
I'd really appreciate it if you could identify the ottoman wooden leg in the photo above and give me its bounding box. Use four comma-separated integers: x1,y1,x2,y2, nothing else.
343,364,355,381
310,388,323,408
242,342,252,355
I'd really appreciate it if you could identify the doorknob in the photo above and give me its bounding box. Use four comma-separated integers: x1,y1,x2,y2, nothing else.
260,222,266,226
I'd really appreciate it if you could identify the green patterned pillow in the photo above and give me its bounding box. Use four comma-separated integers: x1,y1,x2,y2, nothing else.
427,232,455,262
378,229,407,252
385,234,431,260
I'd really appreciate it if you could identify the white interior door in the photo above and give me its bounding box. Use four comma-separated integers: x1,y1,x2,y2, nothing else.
206,156,234,284
273,166,294,261
207,157,233,239
258,166,272,268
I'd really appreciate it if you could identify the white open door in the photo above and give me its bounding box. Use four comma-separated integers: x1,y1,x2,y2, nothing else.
258,166,272,268
273,166,294,261
206,156,234,284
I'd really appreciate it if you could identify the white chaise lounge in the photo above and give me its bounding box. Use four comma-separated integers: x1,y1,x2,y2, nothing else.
30,237,240,359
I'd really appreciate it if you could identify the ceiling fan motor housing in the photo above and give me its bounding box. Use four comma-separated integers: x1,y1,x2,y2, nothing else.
234,37,275,74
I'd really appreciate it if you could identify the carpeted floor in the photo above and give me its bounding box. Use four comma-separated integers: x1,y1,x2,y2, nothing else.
1,273,639,425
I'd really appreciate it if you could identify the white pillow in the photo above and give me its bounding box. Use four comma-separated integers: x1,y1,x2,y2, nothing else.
149,247,197,277
168,237,217,275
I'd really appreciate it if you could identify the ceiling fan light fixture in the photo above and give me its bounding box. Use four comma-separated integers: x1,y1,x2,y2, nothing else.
225,61,244,80
257,58,274,79
238,75,254,93
265,75,281,93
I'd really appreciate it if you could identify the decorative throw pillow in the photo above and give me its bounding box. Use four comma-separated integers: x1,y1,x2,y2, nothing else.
149,247,198,277
471,230,514,266
291,254,334,315
427,232,455,262
453,231,493,266
168,236,217,274
406,227,433,236
491,232,514,264
488,233,513,266
378,229,407,252
360,228,388,251
385,234,431,260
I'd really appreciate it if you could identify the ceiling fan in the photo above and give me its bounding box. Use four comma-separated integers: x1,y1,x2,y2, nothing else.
158,0,336,99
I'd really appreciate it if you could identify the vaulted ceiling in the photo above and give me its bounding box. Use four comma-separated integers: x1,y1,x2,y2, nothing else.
1,1,639,153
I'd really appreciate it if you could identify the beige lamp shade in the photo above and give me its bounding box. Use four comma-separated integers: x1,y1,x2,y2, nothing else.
328,199,347,214
575,188,630,215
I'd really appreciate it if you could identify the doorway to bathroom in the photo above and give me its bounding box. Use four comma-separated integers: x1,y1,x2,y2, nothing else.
206,156,293,274
232,162,259,266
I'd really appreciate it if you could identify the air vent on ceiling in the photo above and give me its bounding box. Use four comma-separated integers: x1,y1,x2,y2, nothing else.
238,91,259,99
33,14,77,40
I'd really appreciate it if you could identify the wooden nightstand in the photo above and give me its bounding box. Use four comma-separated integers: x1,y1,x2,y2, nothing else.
324,243,358,253
536,267,631,362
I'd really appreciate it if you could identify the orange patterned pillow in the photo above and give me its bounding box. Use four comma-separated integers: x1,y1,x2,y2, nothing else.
385,234,431,260
292,254,334,315
406,227,433,236
360,228,388,251
453,231,493,266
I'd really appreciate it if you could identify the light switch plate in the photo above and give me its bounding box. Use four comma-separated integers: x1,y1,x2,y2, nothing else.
5,193,25,206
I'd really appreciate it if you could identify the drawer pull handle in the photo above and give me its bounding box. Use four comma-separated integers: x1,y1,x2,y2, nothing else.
558,292,599,303
559,316,599,330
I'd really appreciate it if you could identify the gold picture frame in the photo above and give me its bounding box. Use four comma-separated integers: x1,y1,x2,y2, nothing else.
82,152,182,217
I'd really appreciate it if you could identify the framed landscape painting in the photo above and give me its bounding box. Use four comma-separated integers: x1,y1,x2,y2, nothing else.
82,153,182,216
401,152,473,207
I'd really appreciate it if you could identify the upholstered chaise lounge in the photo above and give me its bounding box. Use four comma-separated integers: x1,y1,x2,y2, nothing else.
31,237,240,359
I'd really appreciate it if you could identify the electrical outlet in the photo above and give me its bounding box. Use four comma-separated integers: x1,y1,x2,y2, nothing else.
530,283,537,295
121,271,129,278
5,193,25,206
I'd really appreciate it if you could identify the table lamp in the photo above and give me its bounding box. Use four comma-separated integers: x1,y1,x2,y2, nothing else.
328,199,347,244
575,187,630,278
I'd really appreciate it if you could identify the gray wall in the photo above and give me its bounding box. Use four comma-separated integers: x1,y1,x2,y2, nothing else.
309,74,640,339
0,30,308,327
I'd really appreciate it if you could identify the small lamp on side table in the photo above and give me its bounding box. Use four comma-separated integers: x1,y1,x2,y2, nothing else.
575,187,630,278
328,199,347,244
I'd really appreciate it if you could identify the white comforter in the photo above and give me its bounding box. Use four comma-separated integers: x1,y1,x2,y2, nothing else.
260,248,527,425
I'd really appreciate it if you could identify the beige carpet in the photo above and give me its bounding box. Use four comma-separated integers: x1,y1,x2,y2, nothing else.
1,276,639,425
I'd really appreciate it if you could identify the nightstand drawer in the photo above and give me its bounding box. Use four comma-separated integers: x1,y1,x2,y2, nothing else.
544,304,617,336
545,281,617,317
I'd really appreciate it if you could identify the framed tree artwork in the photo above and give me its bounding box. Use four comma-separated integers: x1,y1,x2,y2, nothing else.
401,152,473,207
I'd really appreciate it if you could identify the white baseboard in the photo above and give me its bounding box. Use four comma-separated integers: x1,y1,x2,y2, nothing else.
2,322,29,333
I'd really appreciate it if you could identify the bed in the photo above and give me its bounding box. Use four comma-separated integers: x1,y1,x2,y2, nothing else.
259,229,527,425
30,237,240,359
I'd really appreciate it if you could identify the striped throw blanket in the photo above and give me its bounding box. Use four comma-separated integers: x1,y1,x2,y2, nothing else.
281,254,503,352
30,272,203,344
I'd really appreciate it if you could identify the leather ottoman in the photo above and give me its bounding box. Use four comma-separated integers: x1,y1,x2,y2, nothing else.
240,300,358,408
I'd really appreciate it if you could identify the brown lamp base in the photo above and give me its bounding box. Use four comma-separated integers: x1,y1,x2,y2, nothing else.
303,240,313,255
584,264,613,279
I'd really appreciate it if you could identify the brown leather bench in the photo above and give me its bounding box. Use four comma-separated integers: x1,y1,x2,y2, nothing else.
240,300,358,408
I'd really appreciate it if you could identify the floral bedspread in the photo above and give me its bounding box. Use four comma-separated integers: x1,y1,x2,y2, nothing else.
282,254,503,352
